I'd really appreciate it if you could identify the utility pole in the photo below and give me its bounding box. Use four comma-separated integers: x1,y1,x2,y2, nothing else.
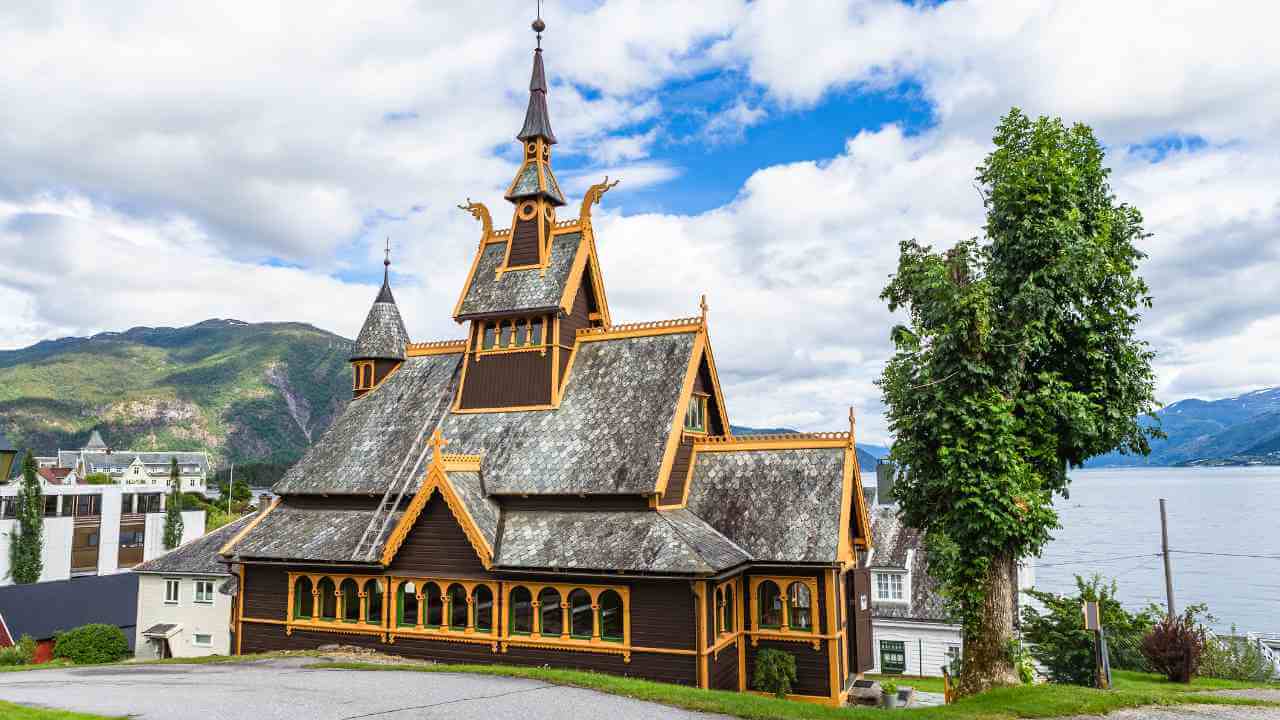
1160,498,1176,620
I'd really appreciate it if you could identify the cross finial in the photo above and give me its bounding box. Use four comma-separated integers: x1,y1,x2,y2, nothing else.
383,237,391,269
699,294,709,325
429,428,449,465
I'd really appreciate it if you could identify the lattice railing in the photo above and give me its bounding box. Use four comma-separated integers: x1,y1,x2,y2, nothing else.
577,317,702,336
697,432,851,444
406,339,466,352
554,217,581,228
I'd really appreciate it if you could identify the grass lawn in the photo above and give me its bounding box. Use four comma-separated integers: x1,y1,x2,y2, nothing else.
307,661,1280,720
0,701,120,720
865,674,948,694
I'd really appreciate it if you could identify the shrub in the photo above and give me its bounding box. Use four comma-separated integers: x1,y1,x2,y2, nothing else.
84,472,113,485
0,635,36,665
53,624,129,664
1202,626,1275,682
881,681,898,696
753,648,798,698
1021,575,1159,685
1141,611,1205,683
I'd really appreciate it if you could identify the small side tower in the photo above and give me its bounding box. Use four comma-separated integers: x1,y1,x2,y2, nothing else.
350,242,409,398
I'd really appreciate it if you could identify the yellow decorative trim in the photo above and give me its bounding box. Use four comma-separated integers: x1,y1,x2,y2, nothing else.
473,316,549,358
693,435,851,452
219,498,280,556
406,340,467,357
236,564,246,655
441,454,482,472
826,569,842,703
286,573,389,641
748,576,821,643
579,176,618,225
240,616,286,626
450,403,557,415
577,318,702,341
654,331,707,498
457,199,493,241
378,441,493,569
552,218,581,231
500,581,632,662
556,235,594,316
388,576,499,642
746,691,843,708
694,580,709,688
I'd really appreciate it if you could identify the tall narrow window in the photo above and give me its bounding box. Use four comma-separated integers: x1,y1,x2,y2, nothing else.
568,589,593,639
598,590,624,642
365,579,383,624
714,588,725,634
482,323,496,350
165,578,180,605
758,581,782,629
684,395,707,433
787,582,813,631
447,584,469,630
530,318,543,345
500,321,514,348
473,585,494,633
294,577,313,618
723,585,735,634
341,579,360,623
194,579,215,604
537,588,562,636
423,582,442,628
317,578,337,620
510,587,533,635
397,581,418,627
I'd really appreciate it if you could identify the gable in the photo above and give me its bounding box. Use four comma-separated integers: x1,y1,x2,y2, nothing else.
454,232,583,319
387,493,489,575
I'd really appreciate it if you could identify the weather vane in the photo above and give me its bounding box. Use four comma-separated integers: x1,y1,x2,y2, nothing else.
383,237,391,269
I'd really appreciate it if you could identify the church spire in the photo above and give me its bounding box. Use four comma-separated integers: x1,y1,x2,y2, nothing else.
505,11,564,209
376,237,394,303
517,19,556,145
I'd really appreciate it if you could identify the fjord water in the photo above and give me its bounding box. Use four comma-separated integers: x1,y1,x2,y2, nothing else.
1038,466,1280,632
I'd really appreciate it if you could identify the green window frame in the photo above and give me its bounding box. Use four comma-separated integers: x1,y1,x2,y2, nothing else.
598,590,624,642
684,394,708,433
880,640,906,675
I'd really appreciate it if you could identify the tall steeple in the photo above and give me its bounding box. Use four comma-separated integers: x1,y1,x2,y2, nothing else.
351,239,409,397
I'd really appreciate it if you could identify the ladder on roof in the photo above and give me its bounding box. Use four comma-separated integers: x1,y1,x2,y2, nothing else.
350,366,460,563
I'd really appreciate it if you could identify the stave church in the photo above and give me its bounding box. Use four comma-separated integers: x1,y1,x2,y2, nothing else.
221,15,876,706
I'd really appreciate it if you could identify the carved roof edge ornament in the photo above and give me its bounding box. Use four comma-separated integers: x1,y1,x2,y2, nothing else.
458,198,493,244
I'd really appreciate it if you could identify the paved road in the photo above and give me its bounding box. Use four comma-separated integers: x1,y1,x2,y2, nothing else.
0,657,730,720
1055,705,1280,720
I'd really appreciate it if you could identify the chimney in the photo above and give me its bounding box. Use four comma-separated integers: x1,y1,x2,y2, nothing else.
257,493,273,515
875,461,896,506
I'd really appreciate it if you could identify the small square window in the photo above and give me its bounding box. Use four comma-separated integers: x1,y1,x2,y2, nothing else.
165,579,180,604
874,572,905,602
192,633,212,647
194,580,215,604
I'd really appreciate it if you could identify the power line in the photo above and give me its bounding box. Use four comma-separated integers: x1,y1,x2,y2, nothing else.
1037,553,1159,568
1169,549,1280,561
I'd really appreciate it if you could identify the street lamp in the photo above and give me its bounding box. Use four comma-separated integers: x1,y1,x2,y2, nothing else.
0,431,16,483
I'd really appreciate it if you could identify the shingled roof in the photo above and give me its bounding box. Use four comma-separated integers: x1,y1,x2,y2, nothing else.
495,507,749,574
439,331,696,495
868,504,949,622
455,232,582,318
134,514,254,575
685,447,848,564
352,279,409,361
226,506,402,564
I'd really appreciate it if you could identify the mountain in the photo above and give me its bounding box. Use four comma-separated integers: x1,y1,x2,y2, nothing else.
0,319,354,471
1087,387,1280,467
731,424,887,473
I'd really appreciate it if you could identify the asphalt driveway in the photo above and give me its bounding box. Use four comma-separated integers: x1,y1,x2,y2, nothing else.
0,657,731,720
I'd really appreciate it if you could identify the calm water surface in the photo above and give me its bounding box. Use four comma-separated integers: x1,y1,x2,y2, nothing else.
1038,466,1280,632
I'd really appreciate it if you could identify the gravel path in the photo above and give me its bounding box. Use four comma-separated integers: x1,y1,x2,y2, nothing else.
1053,701,1280,720
0,657,732,720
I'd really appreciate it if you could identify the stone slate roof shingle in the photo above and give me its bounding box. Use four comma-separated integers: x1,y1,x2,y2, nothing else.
867,504,950,623
495,507,748,573
134,514,254,575
685,447,847,564
71,451,210,474
273,353,461,495
439,331,695,495
445,470,499,550
225,505,401,563
352,287,409,361
455,232,582,318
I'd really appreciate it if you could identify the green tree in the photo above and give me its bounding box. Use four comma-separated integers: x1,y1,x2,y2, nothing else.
162,456,185,549
7,452,44,584
879,109,1160,695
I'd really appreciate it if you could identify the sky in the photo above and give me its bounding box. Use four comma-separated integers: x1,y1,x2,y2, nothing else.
1,1,1278,444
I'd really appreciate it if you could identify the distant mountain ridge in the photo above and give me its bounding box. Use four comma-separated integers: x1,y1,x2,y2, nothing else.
0,319,353,469
1088,386,1280,467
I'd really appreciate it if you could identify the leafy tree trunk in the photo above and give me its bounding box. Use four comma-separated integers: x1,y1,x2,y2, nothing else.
9,452,44,584
959,550,1020,694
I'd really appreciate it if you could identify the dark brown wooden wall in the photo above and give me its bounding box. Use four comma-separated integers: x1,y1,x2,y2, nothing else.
851,568,874,673
388,494,488,576
457,350,553,408
658,438,694,506
741,570,834,697
509,218,540,266
694,358,726,436
558,276,594,388
711,641,740,690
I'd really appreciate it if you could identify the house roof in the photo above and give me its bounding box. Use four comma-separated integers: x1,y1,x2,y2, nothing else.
225,506,402,564
495,507,748,574
352,274,409,361
685,446,849,564
65,451,210,473
85,430,107,450
455,232,582,319
445,470,499,550
37,467,71,485
867,504,949,623
439,331,696,495
0,572,137,646
134,514,254,575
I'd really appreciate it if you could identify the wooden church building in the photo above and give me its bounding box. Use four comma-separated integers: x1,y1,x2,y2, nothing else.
222,17,876,706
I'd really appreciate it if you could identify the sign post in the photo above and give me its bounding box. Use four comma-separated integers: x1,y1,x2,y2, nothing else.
1083,600,1112,690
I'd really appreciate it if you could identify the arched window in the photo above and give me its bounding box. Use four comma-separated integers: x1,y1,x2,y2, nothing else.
715,587,725,634
473,585,493,633
509,586,533,635
423,582,442,628
317,578,337,620
340,579,360,622
758,580,782,629
723,585,735,633
294,576,313,619
447,584,469,630
568,589,592,639
364,579,383,624
598,590,624,642
787,582,812,631
537,587,562,636
397,581,418,627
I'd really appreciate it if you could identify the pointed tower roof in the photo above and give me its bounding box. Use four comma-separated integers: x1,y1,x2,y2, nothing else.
517,44,556,144
352,242,409,361
85,430,108,451
505,16,565,206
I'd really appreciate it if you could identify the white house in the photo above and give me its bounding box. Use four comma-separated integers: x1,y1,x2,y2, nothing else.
37,431,211,495
133,514,253,659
